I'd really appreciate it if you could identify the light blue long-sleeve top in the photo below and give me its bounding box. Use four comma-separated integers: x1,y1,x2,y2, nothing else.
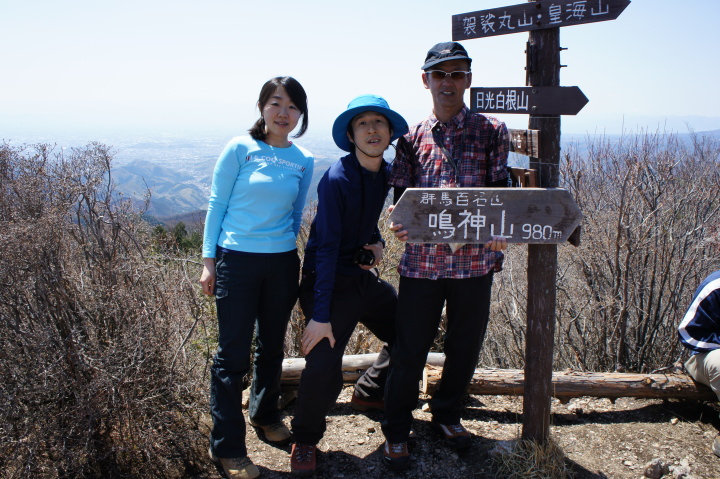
202,136,314,258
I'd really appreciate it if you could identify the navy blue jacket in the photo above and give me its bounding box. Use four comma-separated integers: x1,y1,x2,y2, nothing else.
678,270,720,354
303,153,389,323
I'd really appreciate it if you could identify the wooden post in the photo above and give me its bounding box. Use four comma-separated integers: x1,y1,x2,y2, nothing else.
522,20,561,443
451,0,631,444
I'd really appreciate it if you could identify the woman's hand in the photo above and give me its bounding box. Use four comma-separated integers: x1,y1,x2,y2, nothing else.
302,319,336,355
199,258,217,296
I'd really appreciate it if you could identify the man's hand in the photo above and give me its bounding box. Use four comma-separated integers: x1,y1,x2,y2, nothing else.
359,242,384,270
388,205,408,242
484,236,508,252
302,319,336,355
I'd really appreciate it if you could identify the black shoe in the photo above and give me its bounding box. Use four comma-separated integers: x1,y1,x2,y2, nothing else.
431,420,471,450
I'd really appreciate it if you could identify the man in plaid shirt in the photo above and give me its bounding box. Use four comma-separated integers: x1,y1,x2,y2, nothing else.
381,41,509,470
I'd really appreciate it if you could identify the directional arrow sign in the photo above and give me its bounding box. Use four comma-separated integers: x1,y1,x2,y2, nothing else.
389,188,582,244
453,0,631,40
470,87,588,116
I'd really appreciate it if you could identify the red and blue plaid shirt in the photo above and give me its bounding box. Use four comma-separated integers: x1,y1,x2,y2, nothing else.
389,106,509,279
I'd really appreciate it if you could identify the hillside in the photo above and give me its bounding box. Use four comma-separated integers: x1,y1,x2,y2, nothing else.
157,210,207,232
115,155,334,220
113,159,212,218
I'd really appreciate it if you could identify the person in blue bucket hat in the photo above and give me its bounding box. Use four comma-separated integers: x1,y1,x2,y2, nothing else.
289,95,408,475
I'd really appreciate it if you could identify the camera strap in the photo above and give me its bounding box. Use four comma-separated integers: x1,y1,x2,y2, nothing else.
355,156,387,250
431,115,470,186
354,156,367,250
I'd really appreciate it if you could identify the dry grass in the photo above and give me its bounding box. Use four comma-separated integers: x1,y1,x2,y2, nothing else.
492,438,574,479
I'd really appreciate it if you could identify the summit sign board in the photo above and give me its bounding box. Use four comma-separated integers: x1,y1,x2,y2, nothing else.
389,188,582,245
452,0,631,40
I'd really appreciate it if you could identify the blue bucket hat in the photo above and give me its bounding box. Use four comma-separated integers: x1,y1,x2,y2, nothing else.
332,94,409,152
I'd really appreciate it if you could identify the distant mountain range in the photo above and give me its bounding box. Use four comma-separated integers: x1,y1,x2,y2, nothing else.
109,129,719,224
112,135,340,222
114,159,214,218
116,155,335,223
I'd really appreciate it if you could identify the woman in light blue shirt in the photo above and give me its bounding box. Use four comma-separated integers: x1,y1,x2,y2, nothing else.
200,76,314,479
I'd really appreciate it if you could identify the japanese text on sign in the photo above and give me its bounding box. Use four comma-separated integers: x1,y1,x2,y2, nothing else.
419,190,563,241
461,0,611,37
474,89,530,112
389,188,583,244
470,87,589,116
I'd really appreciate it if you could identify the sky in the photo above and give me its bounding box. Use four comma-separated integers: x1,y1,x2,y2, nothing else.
2,0,719,143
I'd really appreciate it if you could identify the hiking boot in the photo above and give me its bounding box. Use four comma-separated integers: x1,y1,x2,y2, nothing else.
382,440,410,471
209,448,260,479
431,420,471,450
350,392,385,412
250,419,291,443
290,443,316,476
713,435,720,458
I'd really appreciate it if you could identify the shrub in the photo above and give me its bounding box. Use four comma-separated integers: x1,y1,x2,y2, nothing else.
0,142,213,478
482,131,720,372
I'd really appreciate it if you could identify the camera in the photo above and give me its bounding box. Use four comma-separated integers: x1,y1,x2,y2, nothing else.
354,247,375,266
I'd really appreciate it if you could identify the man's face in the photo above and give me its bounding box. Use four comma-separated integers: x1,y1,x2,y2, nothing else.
422,59,472,114
348,111,392,158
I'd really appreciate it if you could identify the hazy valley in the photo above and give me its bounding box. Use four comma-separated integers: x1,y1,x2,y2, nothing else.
6,128,719,228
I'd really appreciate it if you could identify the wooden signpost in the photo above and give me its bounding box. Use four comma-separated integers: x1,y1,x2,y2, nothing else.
443,0,631,444
471,86,589,115
389,188,582,244
452,0,631,40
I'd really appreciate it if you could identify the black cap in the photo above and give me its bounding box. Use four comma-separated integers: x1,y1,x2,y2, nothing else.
421,42,472,70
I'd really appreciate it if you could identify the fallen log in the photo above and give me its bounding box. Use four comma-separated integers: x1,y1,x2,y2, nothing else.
280,353,715,402
280,352,446,386
421,365,716,402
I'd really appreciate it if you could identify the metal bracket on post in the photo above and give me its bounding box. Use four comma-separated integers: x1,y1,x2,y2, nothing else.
560,46,568,68
525,42,537,85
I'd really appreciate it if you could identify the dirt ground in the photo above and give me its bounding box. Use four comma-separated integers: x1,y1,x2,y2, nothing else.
201,386,720,479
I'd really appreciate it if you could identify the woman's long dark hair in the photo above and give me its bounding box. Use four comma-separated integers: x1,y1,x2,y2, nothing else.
248,76,309,141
